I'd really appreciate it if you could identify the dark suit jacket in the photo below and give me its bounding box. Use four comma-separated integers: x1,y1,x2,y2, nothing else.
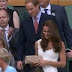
9,28,19,60
51,5,72,48
50,5,72,72
17,13,54,60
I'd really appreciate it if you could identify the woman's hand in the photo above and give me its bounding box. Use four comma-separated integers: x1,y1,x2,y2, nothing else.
32,60,48,67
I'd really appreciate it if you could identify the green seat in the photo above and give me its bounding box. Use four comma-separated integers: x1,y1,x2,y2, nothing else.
64,5,72,72
66,58,72,72
7,5,14,10
65,5,72,29
14,6,29,22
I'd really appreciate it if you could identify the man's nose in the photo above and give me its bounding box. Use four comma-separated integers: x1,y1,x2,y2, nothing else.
28,10,32,14
0,18,3,21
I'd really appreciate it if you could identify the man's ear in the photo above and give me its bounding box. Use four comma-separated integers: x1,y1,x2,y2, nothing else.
36,4,40,9
8,16,9,21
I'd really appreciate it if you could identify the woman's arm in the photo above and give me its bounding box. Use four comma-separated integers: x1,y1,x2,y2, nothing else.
36,42,66,68
13,11,20,28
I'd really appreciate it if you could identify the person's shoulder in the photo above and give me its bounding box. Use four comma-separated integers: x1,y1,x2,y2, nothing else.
22,15,32,22
41,12,55,20
35,39,42,45
51,4,64,8
6,66,17,72
60,41,65,48
7,8,14,12
51,4,65,11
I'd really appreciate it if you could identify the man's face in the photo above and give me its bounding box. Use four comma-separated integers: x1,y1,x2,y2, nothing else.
26,2,39,17
0,10,9,28
0,0,7,9
38,0,50,8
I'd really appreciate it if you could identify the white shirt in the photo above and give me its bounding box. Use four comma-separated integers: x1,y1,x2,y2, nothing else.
32,11,42,24
40,4,51,15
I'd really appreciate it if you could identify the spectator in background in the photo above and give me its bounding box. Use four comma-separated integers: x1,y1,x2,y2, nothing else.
0,0,20,28
0,48,17,72
17,0,55,72
0,37,15,67
0,0,20,60
0,9,17,61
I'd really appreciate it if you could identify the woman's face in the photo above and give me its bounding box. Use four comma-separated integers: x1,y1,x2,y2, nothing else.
0,0,7,9
43,26,50,39
0,41,3,48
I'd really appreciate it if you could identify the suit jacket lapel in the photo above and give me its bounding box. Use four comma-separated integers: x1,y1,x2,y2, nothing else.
37,13,45,34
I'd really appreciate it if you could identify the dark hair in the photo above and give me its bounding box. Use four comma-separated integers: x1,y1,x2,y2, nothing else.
41,20,62,53
0,38,5,48
25,0,39,6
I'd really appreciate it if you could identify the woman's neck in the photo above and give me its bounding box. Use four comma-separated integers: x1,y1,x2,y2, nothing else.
47,41,53,49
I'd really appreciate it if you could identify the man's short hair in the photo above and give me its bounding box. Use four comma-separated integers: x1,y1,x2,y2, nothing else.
0,8,9,17
25,0,39,6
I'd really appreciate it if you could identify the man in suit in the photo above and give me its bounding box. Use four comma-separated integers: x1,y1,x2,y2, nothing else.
0,9,17,66
0,9,18,61
38,0,72,72
17,0,54,72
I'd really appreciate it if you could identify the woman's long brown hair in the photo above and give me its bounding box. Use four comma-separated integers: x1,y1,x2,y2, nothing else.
0,38,5,48
41,20,62,53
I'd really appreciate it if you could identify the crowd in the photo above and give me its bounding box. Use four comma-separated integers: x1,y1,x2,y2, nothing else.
0,0,72,72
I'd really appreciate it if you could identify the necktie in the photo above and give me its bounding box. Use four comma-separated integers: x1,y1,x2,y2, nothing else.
44,9,48,14
2,29,9,48
34,17,38,33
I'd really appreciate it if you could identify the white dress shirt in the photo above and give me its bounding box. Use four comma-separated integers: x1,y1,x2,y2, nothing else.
40,4,51,15
32,11,42,24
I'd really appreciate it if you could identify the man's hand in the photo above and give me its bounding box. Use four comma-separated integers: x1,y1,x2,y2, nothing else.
17,61,23,70
8,27,13,39
66,50,72,58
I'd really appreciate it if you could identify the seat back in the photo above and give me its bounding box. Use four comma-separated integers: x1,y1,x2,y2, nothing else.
7,5,14,10
14,6,29,22
65,5,72,29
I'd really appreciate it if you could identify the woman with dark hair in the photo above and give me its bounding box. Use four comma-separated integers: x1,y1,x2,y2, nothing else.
34,20,66,72
0,0,20,61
